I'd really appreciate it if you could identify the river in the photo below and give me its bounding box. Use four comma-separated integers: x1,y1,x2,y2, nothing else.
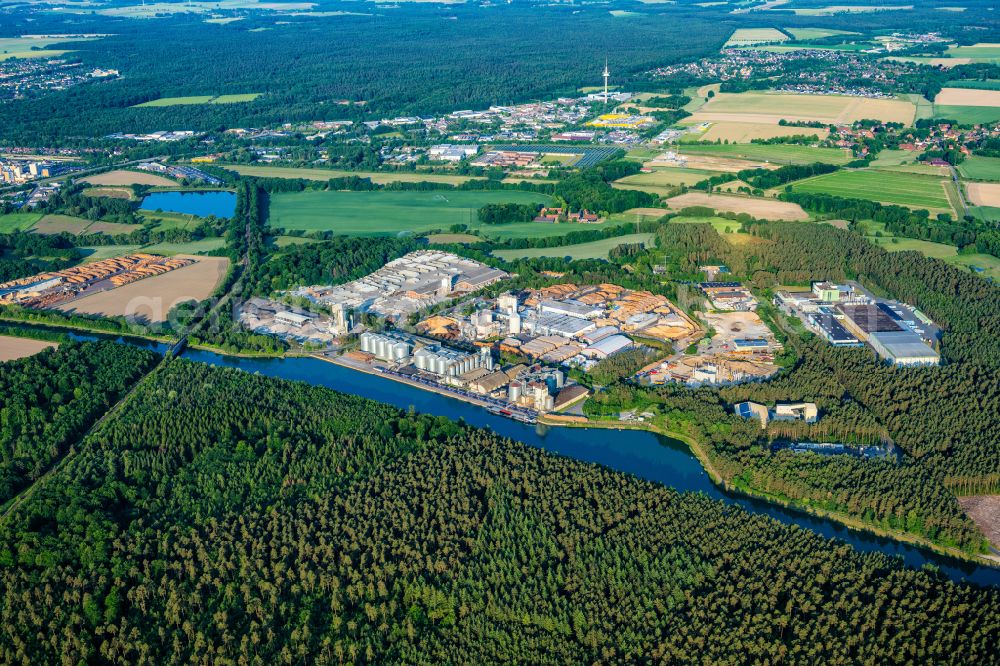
59,330,999,587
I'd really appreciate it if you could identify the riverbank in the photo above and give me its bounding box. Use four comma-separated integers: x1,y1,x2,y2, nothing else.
539,414,994,568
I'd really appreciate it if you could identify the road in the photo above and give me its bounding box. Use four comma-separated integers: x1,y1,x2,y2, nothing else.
948,164,970,218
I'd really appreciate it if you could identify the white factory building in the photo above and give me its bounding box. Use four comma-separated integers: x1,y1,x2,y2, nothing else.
414,345,494,377
360,331,415,362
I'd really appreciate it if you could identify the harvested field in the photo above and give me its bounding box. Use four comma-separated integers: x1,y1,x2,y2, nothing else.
688,92,916,126
934,88,1000,107
957,496,1000,550
83,186,134,200
56,255,230,323
82,170,177,187
966,183,1000,207
0,336,57,362
666,192,808,220
724,28,789,48
31,215,92,235
85,221,143,235
700,121,829,143
622,207,670,218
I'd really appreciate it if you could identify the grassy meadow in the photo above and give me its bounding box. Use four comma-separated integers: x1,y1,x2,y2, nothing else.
268,190,559,237
221,164,480,185
492,233,656,261
959,156,1000,181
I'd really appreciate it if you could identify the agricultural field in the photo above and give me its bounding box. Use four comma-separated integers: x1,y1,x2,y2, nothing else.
933,105,1000,125
425,233,483,244
133,93,262,107
945,79,1000,91
789,5,912,15
0,35,98,61
82,170,177,187
783,27,858,40
492,233,656,262
959,156,1000,181
83,186,134,200
56,256,230,323
868,150,945,174
142,238,227,255
666,192,809,220
84,221,143,235
30,215,94,235
966,183,1000,207
0,213,42,233
687,91,916,126
221,164,481,185
723,28,789,48
139,210,202,231
79,245,144,262
614,167,722,189
945,43,1000,62
0,336,57,362
934,88,1000,106
668,215,754,241
698,121,829,143
788,169,952,212
268,190,556,237
678,142,852,165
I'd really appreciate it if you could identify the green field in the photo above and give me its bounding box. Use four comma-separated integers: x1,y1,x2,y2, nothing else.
789,170,952,211
269,190,558,237
139,210,202,231
492,233,656,261
273,235,323,247
142,238,227,255
679,143,852,165
221,164,480,185
933,105,1000,125
134,93,261,107
669,215,747,236
79,245,144,262
0,213,43,233
945,44,1000,61
945,79,1000,91
958,156,1000,181
724,28,789,48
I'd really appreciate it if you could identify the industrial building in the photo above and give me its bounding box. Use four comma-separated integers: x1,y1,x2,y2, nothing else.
360,331,415,362
867,331,940,366
414,345,494,377
735,401,819,428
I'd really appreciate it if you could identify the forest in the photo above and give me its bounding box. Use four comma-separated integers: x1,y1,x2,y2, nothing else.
0,358,996,665
0,340,157,507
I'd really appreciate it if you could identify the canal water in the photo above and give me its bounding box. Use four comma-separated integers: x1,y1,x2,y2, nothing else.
57,330,1000,587
140,191,236,218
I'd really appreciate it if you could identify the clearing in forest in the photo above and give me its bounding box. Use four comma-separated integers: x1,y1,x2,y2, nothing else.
492,233,656,261
133,93,261,107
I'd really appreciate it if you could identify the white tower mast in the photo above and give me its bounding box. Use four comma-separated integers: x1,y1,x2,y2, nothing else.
603,57,610,103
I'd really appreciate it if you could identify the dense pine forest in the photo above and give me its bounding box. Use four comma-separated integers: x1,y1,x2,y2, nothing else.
0,341,158,507
0,358,996,664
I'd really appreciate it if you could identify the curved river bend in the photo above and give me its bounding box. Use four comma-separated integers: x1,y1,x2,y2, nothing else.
64,332,1000,587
